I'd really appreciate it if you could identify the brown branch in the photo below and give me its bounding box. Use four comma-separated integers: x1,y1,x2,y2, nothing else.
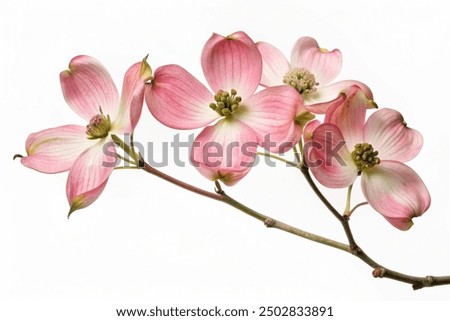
299,162,450,290
360,250,450,290
141,161,450,290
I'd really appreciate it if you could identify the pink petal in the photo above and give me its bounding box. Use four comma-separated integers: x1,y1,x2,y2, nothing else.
66,139,117,216
306,123,357,188
60,55,119,121
144,64,218,129
20,125,95,173
235,85,300,152
190,119,258,186
364,108,423,162
303,119,321,143
256,41,290,87
325,85,375,149
305,79,374,106
361,161,431,230
257,120,301,155
114,58,152,133
194,162,252,187
305,91,346,114
201,31,262,100
290,36,342,85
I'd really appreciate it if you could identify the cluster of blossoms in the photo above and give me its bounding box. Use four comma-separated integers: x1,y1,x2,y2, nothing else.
18,31,430,230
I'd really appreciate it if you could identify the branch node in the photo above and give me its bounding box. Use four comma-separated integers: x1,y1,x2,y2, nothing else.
424,275,434,287
264,218,276,228
300,162,308,174
350,244,361,255
372,267,386,278
412,284,422,290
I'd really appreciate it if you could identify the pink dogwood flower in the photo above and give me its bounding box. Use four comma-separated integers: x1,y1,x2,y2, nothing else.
19,55,152,216
257,37,373,113
145,31,301,185
306,86,430,230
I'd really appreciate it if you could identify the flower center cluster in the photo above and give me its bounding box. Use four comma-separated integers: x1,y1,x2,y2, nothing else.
86,113,111,139
209,89,242,117
351,143,380,171
283,68,318,95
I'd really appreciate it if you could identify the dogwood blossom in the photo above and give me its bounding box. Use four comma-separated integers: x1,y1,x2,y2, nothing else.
19,55,151,215
305,86,430,230
257,37,373,113
145,31,300,185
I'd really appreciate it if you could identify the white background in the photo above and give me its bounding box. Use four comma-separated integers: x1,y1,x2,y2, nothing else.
1,0,450,319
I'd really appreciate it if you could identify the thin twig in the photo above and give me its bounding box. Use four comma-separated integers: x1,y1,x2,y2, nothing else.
141,162,349,253
299,163,358,249
349,202,369,216
256,151,299,167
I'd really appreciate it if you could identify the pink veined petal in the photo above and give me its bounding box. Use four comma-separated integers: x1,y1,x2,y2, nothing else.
305,91,346,114
325,85,375,149
235,85,300,152
20,125,95,173
60,55,119,121
303,119,321,143
290,36,342,86
201,31,262,100
305,79,374,106
364,108,424,162
190,119,258,186
66,139,117,216
361,161,431,231
145,64,219,129
114,58,152,133
256,41,290,87
275,121,302,154
306,123,357,188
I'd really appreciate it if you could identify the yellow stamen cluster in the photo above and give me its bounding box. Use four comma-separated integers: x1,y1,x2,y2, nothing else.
351,143,380,171
283,68,318,95
209,89,242,117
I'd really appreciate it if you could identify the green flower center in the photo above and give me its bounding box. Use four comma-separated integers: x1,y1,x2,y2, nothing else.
209,89,242,117
351,143,380,171
283,68,318,95
86,112,111,139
